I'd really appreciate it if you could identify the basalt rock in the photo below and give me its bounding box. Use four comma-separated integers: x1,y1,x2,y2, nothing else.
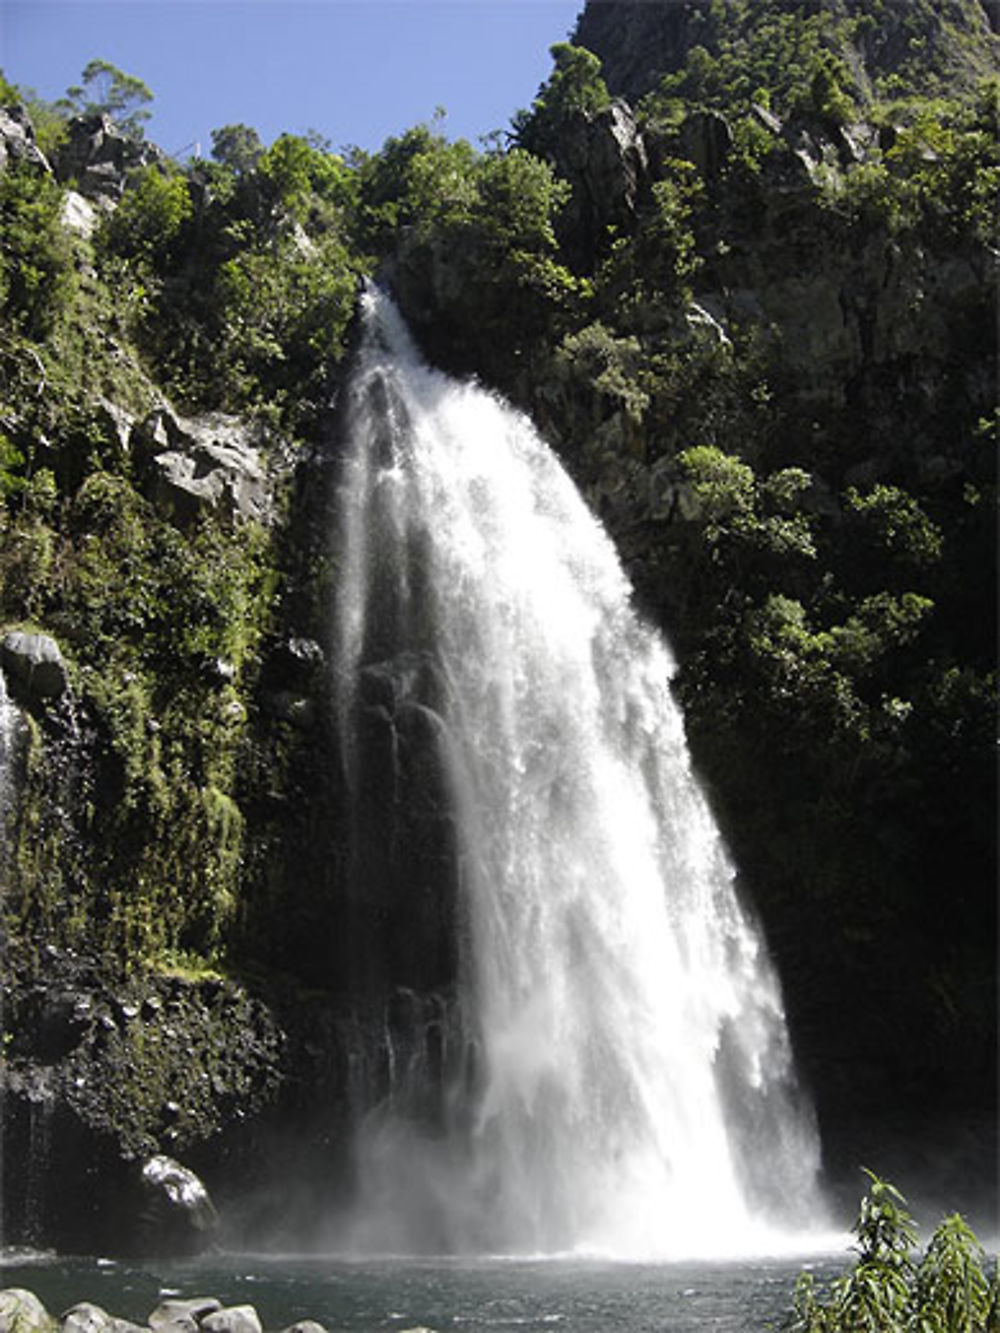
0,949,284,1255
139,1155,220,1257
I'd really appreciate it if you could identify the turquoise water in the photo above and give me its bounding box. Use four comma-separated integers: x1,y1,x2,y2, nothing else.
0,1251,847,1332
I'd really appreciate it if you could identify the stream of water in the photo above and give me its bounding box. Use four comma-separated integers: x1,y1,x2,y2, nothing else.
331,288,826,1258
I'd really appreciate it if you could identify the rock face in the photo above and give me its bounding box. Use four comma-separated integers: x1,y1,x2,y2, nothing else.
548,98,649,266
1,631,69,701
54,113,164,203
132,408,273,527
574,0,712,103
574,0,1000,103
60,189,100,238
345,651,459,999
0,950,284,1255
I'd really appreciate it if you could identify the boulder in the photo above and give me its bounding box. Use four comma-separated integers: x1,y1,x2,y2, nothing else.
0,105,50,174
60,1305,144,1333
148,1301,221,1332
132,409,272,528
0,1290,57,1333
1,631,69,701
199,1309,262,1333
139,1155,220,1256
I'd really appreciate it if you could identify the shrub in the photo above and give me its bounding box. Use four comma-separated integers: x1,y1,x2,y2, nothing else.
0,164,76,335
100,166,193,264
789,1172,999,1331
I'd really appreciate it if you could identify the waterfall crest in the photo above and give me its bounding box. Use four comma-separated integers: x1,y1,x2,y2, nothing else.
331,287,823,1258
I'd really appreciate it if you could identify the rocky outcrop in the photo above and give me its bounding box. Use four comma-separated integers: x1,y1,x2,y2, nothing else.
673,108,732,180
132,408,273,528
0,104,50,174
0,949,284,1254
547,98,649,267
1,631,69,701
54,114,164,204
199,1311,261,1333
573,1,713,104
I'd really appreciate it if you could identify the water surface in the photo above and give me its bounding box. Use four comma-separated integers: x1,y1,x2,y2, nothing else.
1,1250,848,1332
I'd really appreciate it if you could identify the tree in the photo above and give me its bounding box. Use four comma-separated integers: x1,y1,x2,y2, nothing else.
61,59,153,138
210,123,265,177
512,43,611,156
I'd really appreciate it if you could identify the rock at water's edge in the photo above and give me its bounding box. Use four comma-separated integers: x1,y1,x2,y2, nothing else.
0,1289,58,1333
140,1155,220,1256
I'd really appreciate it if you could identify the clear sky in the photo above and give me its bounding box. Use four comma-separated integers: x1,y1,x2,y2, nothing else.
2,0,585,159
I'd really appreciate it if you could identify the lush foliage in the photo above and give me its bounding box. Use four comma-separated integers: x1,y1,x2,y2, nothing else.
791,1173,999,1331
0,161,76,336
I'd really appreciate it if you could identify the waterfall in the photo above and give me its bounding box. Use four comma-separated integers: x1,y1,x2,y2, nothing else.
331,287,823,1258
0,670,22,1257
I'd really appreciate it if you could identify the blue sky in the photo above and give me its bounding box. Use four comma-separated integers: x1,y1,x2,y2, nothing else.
2,0,584,158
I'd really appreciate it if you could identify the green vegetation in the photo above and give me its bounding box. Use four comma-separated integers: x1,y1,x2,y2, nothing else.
790,1173,999,1331
0,160,76,335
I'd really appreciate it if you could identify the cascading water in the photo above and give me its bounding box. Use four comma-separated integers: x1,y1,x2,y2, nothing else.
0,669,23,1256
331,286,823,1258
